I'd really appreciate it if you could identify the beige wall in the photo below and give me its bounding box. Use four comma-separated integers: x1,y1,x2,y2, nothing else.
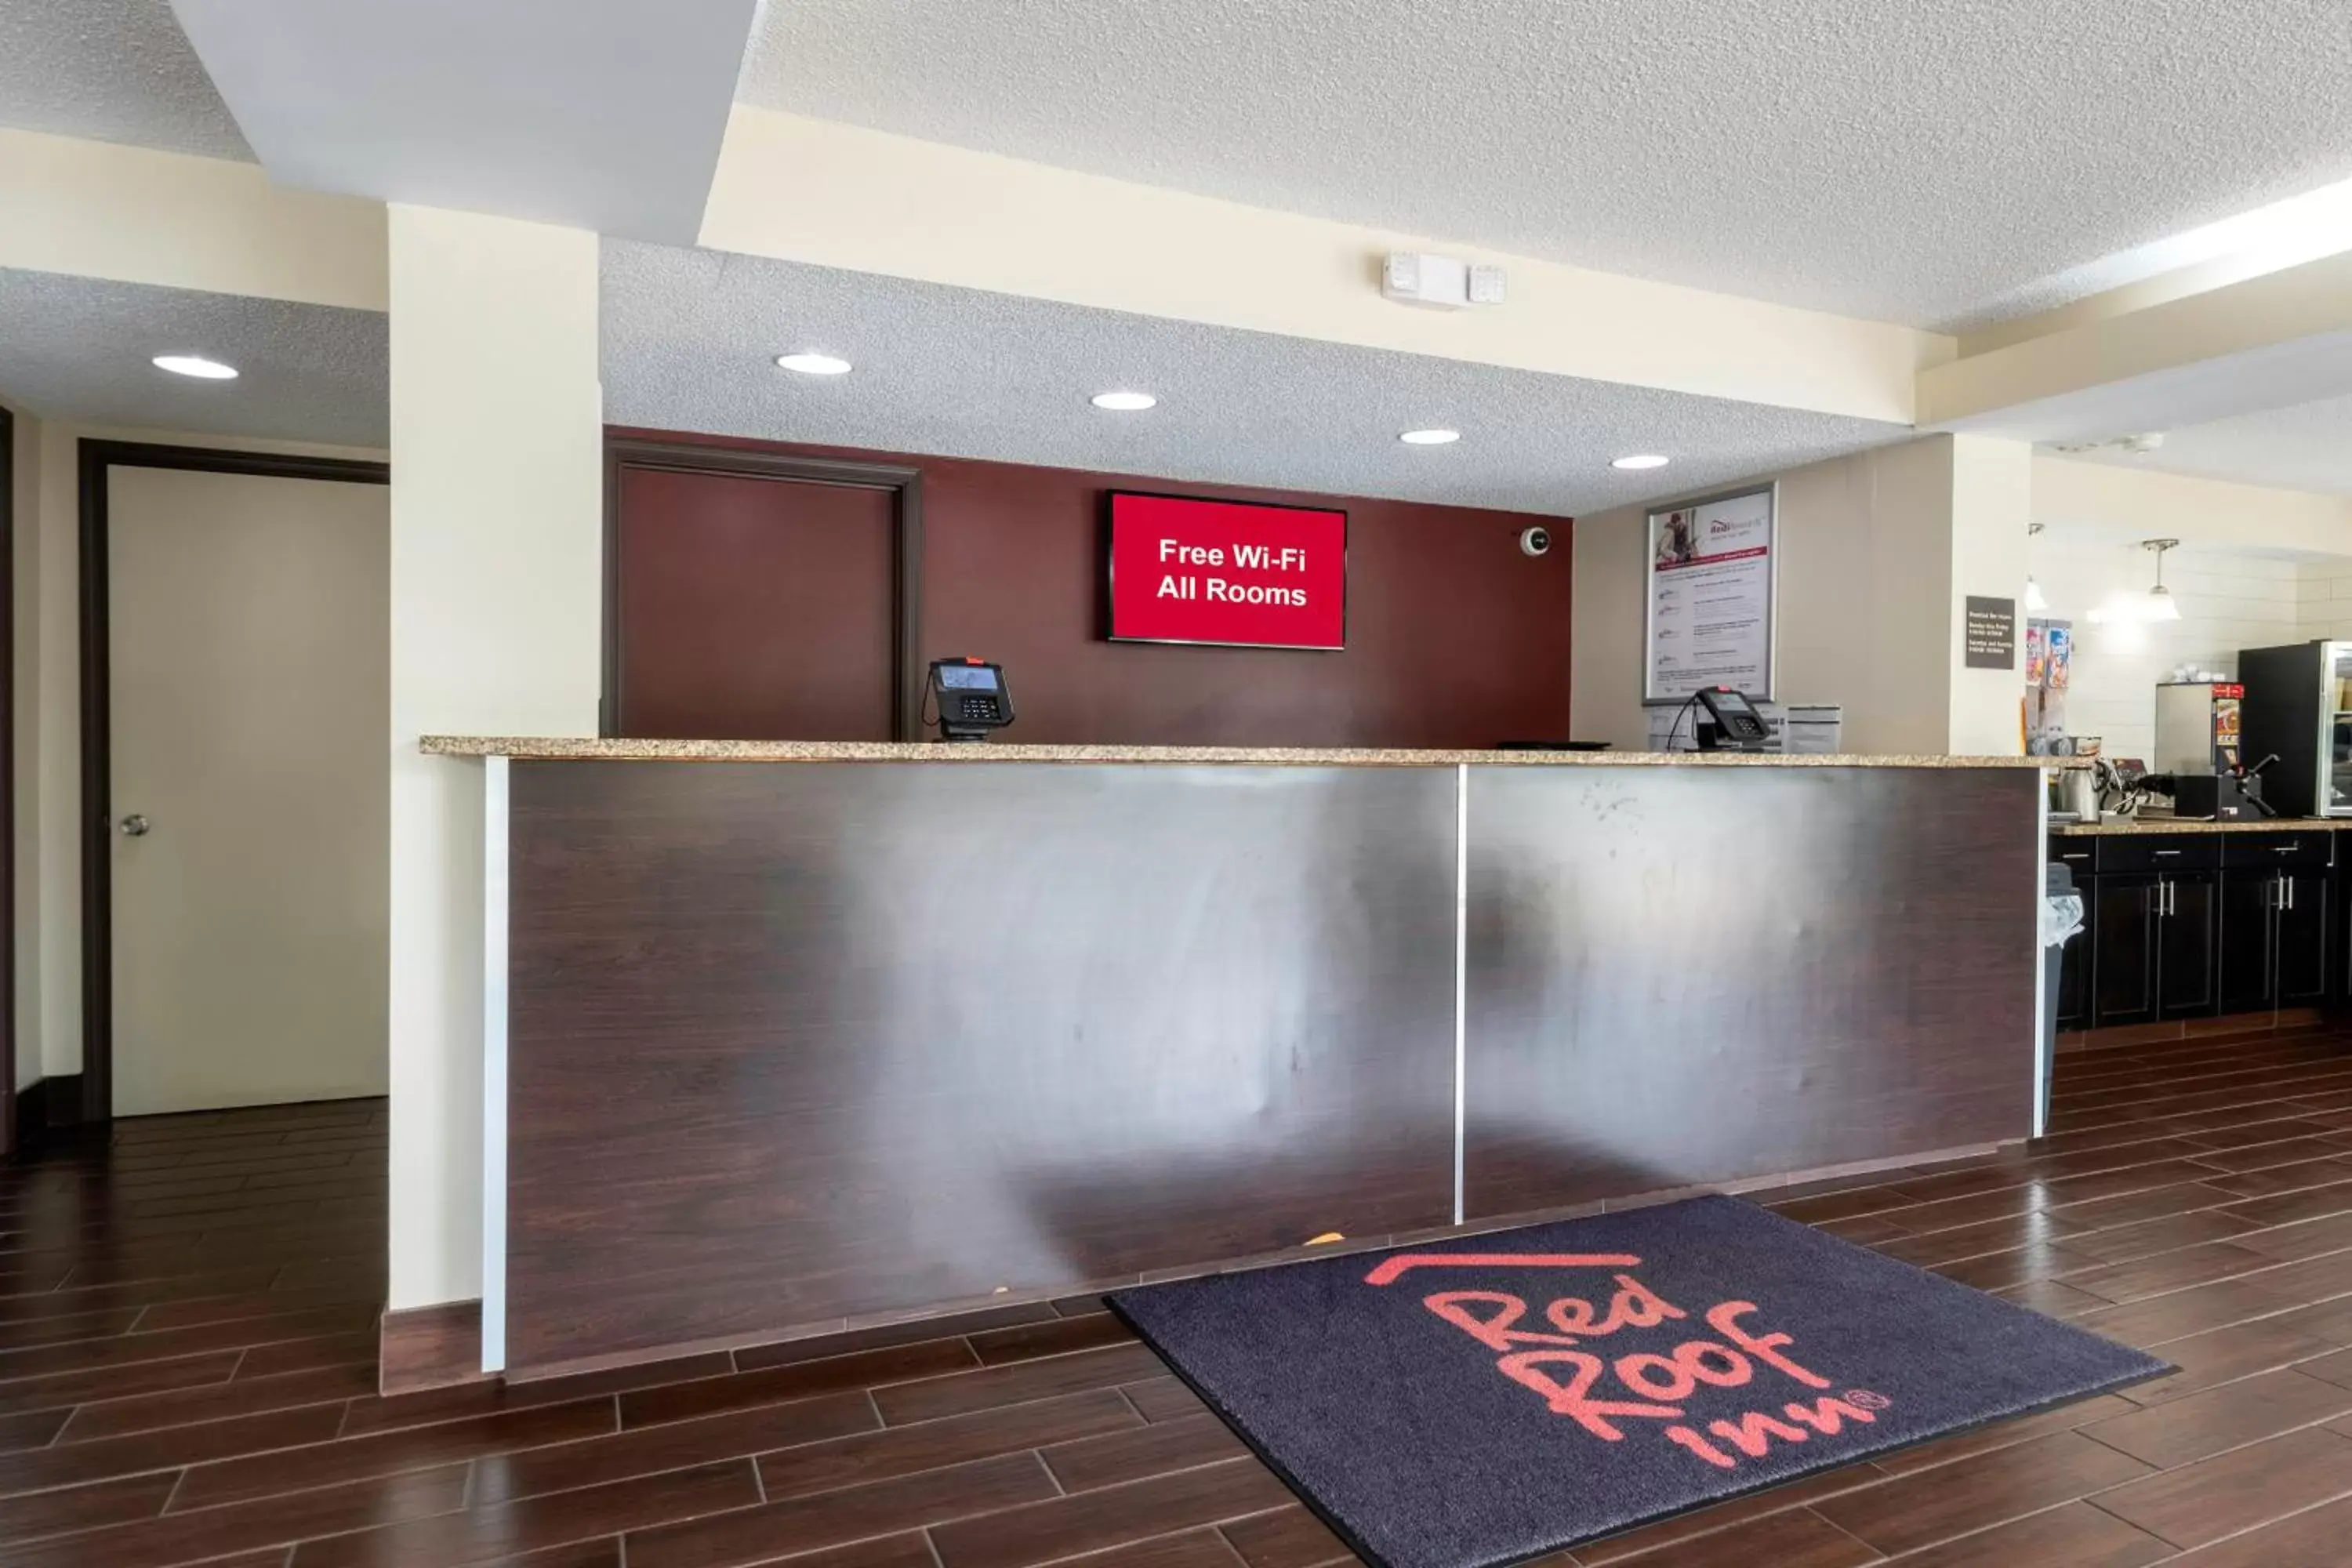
1574,437,1980,754
2034,455,2352,550
0,128,386,310
387,206,601,1311
704,108,1947,424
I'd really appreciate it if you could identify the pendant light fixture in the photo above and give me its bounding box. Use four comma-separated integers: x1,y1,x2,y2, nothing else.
2142,538,2183,622
2025,522,2049,612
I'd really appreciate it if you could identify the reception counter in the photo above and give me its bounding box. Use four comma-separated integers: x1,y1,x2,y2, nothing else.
428,739,2053,1379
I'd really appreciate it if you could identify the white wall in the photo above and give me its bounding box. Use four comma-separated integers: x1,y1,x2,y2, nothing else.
2027,538,2303,761
2296,560,2352,642
2027,455,2352,760
1948,437,2034,753
387,206,601,1311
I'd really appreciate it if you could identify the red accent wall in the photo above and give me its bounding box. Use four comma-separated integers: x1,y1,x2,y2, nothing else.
609,430,1574,750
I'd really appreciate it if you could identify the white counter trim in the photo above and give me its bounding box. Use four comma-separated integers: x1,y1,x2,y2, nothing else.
481,755,510,1376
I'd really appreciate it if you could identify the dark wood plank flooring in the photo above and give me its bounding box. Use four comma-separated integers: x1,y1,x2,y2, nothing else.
10,1028,2352,1564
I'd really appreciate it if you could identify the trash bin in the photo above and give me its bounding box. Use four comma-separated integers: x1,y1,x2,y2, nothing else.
2041,861,2086,1133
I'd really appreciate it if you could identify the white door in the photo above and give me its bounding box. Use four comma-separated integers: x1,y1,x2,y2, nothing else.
108,464,390,1116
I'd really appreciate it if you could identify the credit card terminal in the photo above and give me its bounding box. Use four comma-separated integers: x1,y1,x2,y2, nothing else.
1695,686,1769,750
929,658,1015,742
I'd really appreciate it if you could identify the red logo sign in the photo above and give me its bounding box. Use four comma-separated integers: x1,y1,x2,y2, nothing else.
1108,492,1346,649
1367,1250,1889,1472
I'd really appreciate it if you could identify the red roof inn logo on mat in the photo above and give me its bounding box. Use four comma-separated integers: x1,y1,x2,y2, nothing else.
1367,1251,1891,1472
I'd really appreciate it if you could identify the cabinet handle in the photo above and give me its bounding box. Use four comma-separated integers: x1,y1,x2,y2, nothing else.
2155,849,2183,857
2288,877,2296,911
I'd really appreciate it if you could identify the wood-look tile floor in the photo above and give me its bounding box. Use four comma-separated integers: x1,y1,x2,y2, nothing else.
12,1029,2352,1566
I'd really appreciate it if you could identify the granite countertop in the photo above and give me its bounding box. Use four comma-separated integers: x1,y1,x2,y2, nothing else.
422,735,2075,768
2052,814,2352,836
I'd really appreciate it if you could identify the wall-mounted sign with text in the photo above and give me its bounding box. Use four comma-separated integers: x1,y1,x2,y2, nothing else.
1107,492,1347,650
1644,484,1777,702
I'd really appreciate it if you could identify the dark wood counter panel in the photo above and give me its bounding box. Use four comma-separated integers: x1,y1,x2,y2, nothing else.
505,761,1460,1374
1465,767,2035,1218
489,757,2042,1378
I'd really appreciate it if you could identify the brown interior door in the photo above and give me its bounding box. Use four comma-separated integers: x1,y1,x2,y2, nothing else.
613,466,898,740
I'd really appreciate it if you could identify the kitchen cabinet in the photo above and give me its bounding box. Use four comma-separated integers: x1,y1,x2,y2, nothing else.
2278,866,2330,1006
2220,869,2280,1014
2221,864,2332,1014
2090,873,2160,1027
2052,829,2335,1029
2157,871,2218,1018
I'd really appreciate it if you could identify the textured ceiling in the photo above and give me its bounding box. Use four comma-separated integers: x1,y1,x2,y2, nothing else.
0,0,251,159
0,268,386,446
601,241,1904,517
174,0,757,241
2061,393,2352,498
739,0,2352,332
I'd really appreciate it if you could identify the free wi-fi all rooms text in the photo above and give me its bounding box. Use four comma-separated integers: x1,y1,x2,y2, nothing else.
1151,538,1311,608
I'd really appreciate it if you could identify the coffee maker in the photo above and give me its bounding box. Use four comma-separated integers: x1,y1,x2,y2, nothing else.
2150,679,2272,818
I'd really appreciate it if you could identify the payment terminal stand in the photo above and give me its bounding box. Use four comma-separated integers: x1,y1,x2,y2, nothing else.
928,658,1016,742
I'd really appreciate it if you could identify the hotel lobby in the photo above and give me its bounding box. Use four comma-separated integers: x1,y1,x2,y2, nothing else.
4,2,2352,1564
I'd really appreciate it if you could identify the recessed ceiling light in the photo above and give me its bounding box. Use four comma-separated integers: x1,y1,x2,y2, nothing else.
775,352,851,376
1611,453,1670,470
1091,390,1156,411
1399,429,1460,445
152,354,238,380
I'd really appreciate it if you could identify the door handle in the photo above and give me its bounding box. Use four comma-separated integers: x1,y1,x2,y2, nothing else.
118,814,151,838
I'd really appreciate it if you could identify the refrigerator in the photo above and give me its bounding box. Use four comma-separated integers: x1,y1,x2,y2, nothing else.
2238,641,2352,817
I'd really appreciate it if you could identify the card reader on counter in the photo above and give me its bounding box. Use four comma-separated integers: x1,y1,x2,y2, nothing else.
928,658,1015,743
1695,687,1770,751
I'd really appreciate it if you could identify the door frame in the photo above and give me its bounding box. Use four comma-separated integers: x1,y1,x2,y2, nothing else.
77,440,390,1125
0,407,13,1154
601,436,927,741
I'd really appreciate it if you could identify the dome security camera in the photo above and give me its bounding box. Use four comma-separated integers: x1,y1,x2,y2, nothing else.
1519,525,1552,557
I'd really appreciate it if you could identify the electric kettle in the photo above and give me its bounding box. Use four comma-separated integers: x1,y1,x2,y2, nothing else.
2052,767,2101,821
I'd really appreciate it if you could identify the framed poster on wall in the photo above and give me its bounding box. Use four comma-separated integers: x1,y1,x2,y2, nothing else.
1643,483,1777,703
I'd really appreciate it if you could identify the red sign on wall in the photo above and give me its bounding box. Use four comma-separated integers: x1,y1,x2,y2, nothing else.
1107,492,1347,649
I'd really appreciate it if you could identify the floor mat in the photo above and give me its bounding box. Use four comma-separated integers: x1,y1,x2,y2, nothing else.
1110,1194,2169,1568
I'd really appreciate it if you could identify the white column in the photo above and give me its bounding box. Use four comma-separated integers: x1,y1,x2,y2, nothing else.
1947,436,2034,755
387,206,601,1312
